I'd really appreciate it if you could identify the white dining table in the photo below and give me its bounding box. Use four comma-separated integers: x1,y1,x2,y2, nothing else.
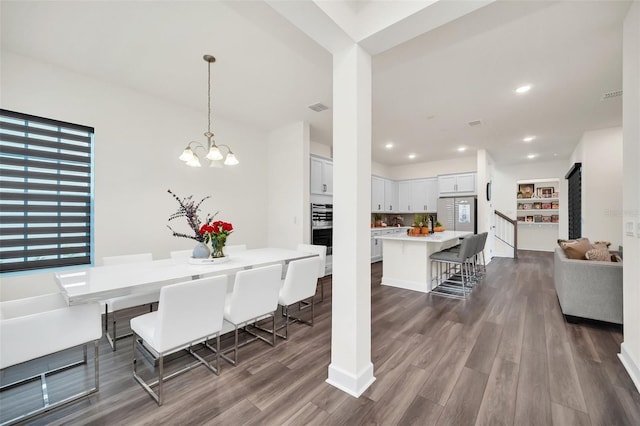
54,248,317,305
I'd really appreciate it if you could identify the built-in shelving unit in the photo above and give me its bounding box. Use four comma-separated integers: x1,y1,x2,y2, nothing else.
516,180,560,225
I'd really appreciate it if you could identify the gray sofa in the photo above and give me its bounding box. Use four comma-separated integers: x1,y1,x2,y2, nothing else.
553,247,623,324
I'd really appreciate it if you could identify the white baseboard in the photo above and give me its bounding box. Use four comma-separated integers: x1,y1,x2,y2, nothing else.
381,277,429,293
619,342,640,393
326,362,376,398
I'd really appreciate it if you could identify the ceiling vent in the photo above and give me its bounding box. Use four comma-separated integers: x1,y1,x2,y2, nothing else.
468,120,482,127
601,90,623,100
308,102,329,112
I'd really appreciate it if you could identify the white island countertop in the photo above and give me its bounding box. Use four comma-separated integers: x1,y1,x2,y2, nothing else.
374,230,471,242
375,230,472,293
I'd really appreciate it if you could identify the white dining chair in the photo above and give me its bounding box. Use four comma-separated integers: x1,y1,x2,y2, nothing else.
102,253,159,351
277,256,321,339
297,244,327,302
131,275,227,406
220,264,282,366
0,293,102,424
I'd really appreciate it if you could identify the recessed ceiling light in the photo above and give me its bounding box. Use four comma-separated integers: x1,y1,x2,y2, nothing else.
457,147,467,152
515,84,532,94
408,153,416,159
385,143,394,149
553,153,558,157
527,154,537,159
523,136,535,142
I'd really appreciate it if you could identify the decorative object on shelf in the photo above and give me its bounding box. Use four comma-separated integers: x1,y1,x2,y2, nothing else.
178,55,239,168
533,202,542,209
542,202,552,209
525,216,534,223
166,190,219,257
373,213,383,227
199,221,234,258
518,183,534,198
537,187,554,198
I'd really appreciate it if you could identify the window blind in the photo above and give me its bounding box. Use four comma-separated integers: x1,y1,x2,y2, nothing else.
0,109,94,273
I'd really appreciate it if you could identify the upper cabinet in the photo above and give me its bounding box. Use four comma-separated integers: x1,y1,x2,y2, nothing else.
371,176,385,212
384,179,398,212
397,178,438,213
372,176,398,212
310,156,333,195
438,172,476,196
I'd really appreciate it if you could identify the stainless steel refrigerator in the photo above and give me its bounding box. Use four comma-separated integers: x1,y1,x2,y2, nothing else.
437,196,477,233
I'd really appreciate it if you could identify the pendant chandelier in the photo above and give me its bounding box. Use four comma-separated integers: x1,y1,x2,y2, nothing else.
179,55,238,167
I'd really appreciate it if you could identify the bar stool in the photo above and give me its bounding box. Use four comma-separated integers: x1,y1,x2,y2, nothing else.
429,235,476,299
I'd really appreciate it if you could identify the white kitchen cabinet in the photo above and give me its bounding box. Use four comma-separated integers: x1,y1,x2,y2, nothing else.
398,181,411,212
424,178,438,212
371,176,385,212
396,179,437,213
371,230,383,262
310,156,333,195
384,179,398,212
438,172,476,196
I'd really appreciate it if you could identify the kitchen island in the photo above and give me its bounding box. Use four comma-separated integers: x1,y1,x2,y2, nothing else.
374,230,472,293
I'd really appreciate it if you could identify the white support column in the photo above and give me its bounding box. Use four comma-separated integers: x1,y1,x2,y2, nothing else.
326,43,375,397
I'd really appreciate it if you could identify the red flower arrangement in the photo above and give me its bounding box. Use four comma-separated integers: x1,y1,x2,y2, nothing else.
199,221,234,258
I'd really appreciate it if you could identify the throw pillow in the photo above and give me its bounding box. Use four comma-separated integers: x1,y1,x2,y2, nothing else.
560,238,592,260
594,240,612,247
585,247,611,262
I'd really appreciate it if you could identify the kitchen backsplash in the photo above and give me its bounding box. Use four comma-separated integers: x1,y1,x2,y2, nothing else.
371,213,438,227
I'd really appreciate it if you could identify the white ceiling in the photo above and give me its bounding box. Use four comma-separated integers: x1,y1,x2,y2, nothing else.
0,0,630,167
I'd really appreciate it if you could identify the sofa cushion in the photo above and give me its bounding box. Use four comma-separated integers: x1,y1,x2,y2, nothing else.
559,238,592,260
585,247,611,262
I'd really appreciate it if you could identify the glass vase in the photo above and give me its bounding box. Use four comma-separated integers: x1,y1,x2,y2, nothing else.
192,242,210,259
210,238,225,258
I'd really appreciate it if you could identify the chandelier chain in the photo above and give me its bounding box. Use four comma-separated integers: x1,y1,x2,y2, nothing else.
207,59,212,135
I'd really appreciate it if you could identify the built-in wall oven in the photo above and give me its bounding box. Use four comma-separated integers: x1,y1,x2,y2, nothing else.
311,203,332,255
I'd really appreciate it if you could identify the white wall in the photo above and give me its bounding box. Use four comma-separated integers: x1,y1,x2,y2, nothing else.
492,160,569,254
310,141,332,159
388,156,477,180
570,127,623,248
267,122,310,248
0,51,270,300
620,0,640,394
477,149,495,262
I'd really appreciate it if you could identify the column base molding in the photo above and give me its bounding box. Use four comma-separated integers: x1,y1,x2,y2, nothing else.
326,362,375,398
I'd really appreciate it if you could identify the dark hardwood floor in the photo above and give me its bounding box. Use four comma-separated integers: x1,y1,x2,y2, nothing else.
2,250,639,425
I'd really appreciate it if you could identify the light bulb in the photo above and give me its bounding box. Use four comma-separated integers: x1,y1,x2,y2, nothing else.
206,145,223,161
224,153,239,166
179,147,195,162
186,155,202,167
